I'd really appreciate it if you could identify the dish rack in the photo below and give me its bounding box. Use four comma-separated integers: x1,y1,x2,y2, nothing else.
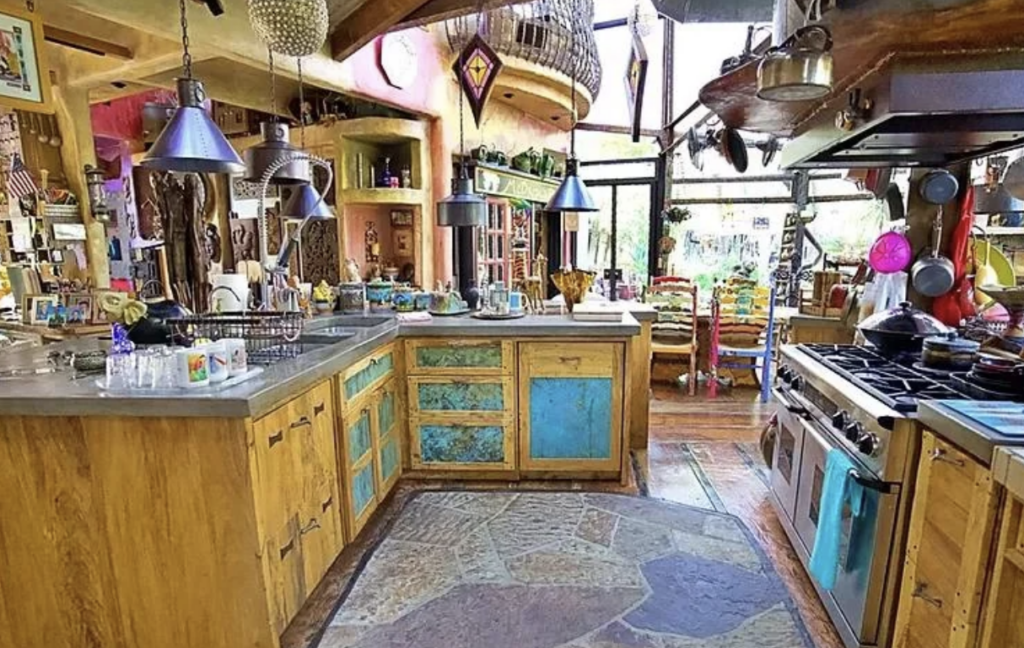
166,312,305,365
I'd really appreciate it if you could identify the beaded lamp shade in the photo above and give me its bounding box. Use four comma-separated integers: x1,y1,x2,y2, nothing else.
248,0,328,57
453,34,503,128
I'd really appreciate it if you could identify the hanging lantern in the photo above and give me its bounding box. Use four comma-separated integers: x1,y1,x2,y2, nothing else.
244,122,310,185
141,0,244,174
248,0,328,57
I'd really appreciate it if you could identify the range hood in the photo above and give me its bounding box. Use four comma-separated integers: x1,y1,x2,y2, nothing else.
780,52,1024,169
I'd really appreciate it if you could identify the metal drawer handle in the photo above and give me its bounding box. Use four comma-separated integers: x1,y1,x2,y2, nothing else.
279,537,295,559
321,496,333,512
268,430,284,448
300,518,321,535
930,448,965,467
314,402,325,416
559,356,582,367
290,416,312,429
912,583,943,609
370,358,379,366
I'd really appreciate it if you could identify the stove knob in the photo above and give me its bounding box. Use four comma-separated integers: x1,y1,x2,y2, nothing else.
844,422,863,442
778,365,792,384
857,433,881,457
790,375,804,391
832,410,850,430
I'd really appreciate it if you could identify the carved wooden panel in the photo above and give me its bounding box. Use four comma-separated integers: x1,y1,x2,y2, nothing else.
301,219,339,285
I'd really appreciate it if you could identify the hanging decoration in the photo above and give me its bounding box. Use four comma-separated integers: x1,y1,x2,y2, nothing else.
247,0,328,58
624,25,648,143
453,33,503,128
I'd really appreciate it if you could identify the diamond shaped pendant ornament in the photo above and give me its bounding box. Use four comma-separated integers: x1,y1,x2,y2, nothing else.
454,34,503,128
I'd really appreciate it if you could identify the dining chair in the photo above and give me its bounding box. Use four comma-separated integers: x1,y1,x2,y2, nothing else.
709,280,777,403
646,277,699,395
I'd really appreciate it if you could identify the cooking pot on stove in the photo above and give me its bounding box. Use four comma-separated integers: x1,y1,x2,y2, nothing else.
858,302,953,356
922,334,980,370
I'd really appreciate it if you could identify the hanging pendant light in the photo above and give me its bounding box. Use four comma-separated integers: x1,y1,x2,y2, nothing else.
141,0,245,174
547,6,597,213
248,0,328,58
244,49,310,185
437,40,487,228
281,58,333,221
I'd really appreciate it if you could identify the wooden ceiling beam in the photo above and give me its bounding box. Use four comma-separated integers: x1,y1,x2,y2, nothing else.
43,26,133,60
393,0,533,30
331,0,433,61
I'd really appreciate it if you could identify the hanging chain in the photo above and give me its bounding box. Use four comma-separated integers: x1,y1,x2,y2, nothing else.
268,48,277,121
298,57,306,150
569,4,577,156
178,0,193,79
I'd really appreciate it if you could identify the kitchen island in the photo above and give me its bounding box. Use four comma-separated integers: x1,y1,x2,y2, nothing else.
0,313,642,648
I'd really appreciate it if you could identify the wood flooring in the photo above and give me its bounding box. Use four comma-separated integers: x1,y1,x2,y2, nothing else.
283,385,844,648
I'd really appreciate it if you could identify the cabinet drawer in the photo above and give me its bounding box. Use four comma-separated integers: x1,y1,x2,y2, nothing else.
409,416,515,471
409,376,512,416
405,339,513,376
341,346,395,404
520,342,618,377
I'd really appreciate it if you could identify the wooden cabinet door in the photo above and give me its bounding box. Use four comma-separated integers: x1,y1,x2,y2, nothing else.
894,431,1001,648
264,517,304,636
253,400,301,552
374,379,402,497
518,342,624,473
409,416,516,472
340,403,378,539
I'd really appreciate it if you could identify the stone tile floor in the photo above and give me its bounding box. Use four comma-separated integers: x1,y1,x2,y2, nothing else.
318,491,813,648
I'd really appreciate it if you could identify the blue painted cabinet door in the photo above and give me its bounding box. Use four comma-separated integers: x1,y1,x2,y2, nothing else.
519,342,623,472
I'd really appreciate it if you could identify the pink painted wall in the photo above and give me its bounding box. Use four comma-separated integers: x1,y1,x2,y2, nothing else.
90,89,181,144
344,205,395,273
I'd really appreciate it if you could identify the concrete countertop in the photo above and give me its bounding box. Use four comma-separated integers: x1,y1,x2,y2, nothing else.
918,400,1024,466
0,313,639,420
993,447,1024,501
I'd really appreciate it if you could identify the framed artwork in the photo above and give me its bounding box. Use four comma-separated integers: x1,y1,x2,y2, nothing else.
64,293,93,325
390,210,413,227
623,27,648,143
0,7,52,113
393,228,413,258
23,293,57,324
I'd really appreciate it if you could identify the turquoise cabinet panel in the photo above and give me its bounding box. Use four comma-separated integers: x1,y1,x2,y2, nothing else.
378,389,396,436
345,352,394,400
347,410,372,463
351,462,376,517
380,435,400,483
419,424,505,464
417,382,504,412
529,377,613,460
416,345,502,369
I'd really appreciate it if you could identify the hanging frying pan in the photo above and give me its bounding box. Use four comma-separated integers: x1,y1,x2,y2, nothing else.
884,183,905,221
920,169,960,205
687,127,704,171
759,135,780,167
722,128,748,173
864,167,893,199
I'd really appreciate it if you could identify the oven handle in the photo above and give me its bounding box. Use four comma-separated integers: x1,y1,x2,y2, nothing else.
771,387,808,418
848,469,898,495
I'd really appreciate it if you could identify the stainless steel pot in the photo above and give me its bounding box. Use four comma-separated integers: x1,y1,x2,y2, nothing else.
858,301,952,356
911,209,955,298
757,26,834,102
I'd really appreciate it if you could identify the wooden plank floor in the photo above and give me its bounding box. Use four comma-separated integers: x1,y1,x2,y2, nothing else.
640,384,844,648
284,385,844,648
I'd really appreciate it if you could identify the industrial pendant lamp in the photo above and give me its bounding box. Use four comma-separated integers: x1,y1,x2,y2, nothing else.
281,58,333,221
437,51,487,227
141,0,245,174
243,49,310,185
547,6,597,213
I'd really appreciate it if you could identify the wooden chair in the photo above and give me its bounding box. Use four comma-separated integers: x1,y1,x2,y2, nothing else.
709,280,777,403
646,277,699,395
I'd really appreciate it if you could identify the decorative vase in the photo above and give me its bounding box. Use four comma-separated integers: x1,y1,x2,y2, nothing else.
551,270,597,312
366,280,394,312
314,300,333,314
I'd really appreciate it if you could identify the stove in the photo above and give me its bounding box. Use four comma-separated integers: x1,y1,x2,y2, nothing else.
793,344,967,413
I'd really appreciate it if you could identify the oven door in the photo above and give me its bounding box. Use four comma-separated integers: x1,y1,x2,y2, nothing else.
792,416,899,645
770,387,805,525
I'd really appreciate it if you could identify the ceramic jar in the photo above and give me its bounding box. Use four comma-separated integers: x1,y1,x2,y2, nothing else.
366,280,394,313
392,285,415,312
338,283,365,314
413,291,431,311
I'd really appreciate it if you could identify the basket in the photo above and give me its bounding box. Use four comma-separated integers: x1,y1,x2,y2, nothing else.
166,312,305,365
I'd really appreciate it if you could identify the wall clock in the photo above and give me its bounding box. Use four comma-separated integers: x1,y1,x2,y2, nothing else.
379,33,417,90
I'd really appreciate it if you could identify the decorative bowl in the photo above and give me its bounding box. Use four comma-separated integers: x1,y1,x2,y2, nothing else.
551,270,597,312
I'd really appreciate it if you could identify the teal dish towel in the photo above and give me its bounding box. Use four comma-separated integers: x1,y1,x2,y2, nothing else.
809,448,866,591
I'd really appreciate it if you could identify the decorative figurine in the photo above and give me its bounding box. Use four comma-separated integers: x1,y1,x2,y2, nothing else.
365,222,380,264
343,258,361,283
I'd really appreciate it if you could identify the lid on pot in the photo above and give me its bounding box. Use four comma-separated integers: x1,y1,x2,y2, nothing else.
859,302,952,336
923,334,980,353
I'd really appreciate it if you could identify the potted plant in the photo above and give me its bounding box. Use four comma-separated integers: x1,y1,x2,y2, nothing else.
664,206,692,224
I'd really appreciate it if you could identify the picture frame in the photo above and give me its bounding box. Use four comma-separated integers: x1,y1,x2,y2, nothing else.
64,293,93,326
393,228,413,258
390,210,413,227
623,26,648,144
23,293,57,325
0,7,52,113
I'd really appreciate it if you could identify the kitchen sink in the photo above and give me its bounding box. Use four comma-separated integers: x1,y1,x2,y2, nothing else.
298,330,357,345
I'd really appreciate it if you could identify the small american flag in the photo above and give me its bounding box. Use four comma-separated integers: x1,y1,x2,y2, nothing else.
7,154,37,199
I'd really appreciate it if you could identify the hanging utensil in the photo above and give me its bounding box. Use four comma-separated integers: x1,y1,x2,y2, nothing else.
722,128,748,174
919,169,960,205
36,114,49,144
687,127,704,171
884,183,905,221
911,208,955,297
25,111,37,135
47,115,61,147
758,135,779,167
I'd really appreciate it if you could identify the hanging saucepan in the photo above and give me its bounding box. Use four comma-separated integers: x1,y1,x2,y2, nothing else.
858,302,953,356
919,169,960,205
911,208,956,297
687,127,704,171
757,25,834,102
1002,157,1024,201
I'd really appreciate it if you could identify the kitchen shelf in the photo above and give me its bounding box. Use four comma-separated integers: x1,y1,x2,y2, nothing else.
341,188,423,207
985,227,1024,236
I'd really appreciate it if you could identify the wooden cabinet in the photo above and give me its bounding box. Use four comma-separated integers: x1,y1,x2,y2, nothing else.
518,341,625,475
980,493,1024,648
251,380,344,636
894,431,1002,648
337,343,401,539
405,338,516,473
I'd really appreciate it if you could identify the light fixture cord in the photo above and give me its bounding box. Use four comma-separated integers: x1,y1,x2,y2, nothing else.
298,57,306,150
268,47,278,122
569,3,578,158
178,0,193,79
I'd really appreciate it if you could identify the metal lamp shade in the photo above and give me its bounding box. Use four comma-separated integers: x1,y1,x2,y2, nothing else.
243,122,310,185
547,159,597,212
141,78,245,174
437,176,487,227
281,183,334,220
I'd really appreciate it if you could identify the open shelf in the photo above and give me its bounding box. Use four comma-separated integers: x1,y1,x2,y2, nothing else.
341,188,424,206
985,227,1024,236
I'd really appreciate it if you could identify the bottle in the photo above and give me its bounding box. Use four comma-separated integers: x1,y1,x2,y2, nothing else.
400,166,412,189
379,157,393,189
